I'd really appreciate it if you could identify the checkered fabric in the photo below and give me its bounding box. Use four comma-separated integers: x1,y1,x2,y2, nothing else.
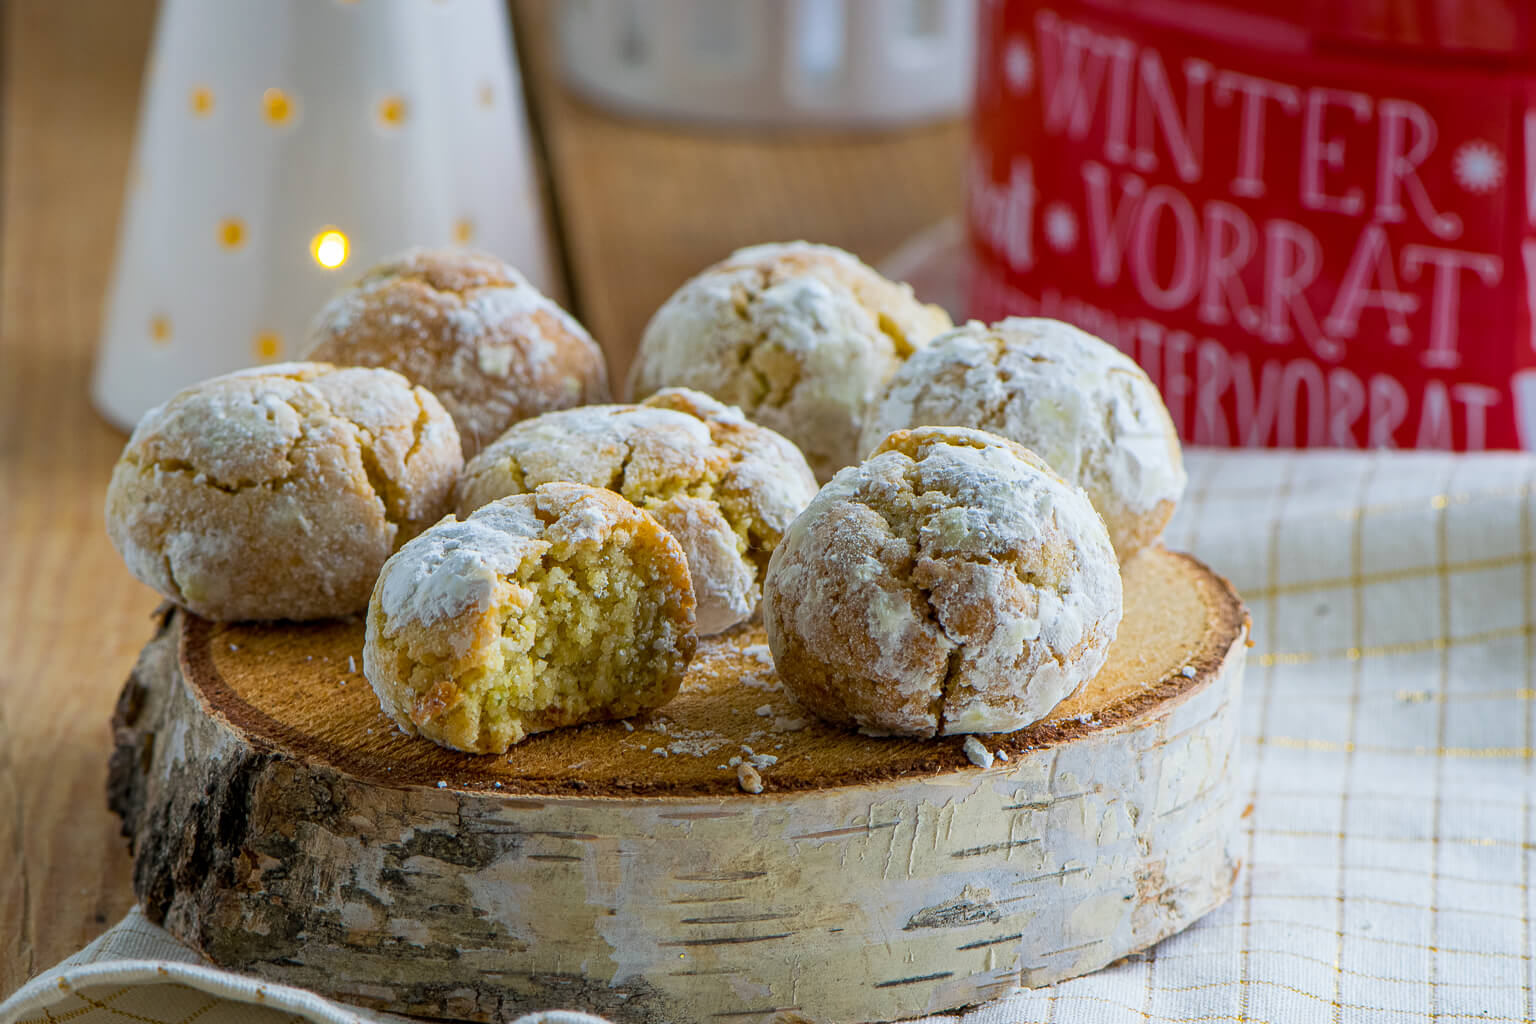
3,450,1531,1024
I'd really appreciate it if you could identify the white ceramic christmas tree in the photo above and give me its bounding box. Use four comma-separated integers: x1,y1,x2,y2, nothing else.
93,0,553,431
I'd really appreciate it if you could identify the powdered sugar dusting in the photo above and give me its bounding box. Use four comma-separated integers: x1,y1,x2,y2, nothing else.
629,241,952,481
106,362,461,622
862,318,1185,558
763,426,1122,738
304,249,610,461
456,393,817,636
668,735,728,757
451,286,561,370
375,499,545,638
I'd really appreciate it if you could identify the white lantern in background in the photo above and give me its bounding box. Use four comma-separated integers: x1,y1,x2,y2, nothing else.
93,0,553,431
556,0,975,128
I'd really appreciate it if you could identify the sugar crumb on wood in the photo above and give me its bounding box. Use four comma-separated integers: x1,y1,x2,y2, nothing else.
726,745,778,771
962,736,995,769
741,643,774,665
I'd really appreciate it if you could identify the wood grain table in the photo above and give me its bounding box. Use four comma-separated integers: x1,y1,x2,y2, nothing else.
0,0,966,998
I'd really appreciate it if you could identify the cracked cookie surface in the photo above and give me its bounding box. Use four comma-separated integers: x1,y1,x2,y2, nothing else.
306,248,610,458
455,388,817,635
861,318,1186,561
105,362,462,621
627,242,952,483
364,483,697,753
762,426,1122,737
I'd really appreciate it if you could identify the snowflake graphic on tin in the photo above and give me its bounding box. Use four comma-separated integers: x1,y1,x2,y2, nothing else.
1004,39,1034,93
1453,140,1505,194
1044,203,1078,252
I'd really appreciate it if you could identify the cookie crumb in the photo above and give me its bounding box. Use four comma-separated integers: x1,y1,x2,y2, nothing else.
736,763,764,794
755,704,773,717
962,736,995,769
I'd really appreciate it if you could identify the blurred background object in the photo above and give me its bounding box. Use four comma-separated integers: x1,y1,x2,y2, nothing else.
967,0,1536,451
91,0,552,430
556,0,975,129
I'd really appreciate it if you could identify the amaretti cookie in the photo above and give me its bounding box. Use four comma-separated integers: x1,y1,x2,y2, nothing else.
105,363,462,621
628,241,952,482
456,388,818,635
763,426,1122,737
364,483,697,754
861,317,1186,560
306,248,611,457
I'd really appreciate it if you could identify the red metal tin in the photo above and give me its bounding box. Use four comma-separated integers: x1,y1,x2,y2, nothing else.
967,0,1536,449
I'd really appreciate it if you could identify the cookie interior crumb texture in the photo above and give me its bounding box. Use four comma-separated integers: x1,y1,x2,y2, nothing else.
763,426,1123,738
364,483,698,754
861,317,1186,560
306,247,611,458
104,362,462,621
456,387,817,635
628,241,952,482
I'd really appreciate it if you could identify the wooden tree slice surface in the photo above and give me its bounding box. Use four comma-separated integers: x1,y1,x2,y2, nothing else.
110,546,1249,1024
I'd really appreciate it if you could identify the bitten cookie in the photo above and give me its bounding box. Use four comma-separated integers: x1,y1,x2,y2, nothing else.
861,317,1186,560
628,241,952,482
105,363,462,621
456,388,818,635
364,483,698,754
763,426,1122,737
306,248,611,457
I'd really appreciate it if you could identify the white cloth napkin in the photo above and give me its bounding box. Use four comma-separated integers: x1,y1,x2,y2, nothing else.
4,449,1533,1024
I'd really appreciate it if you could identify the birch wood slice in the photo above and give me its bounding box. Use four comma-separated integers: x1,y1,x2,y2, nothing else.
109,546,1248,1024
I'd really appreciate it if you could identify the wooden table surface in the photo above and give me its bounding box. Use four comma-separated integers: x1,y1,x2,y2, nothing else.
0,0,965,997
